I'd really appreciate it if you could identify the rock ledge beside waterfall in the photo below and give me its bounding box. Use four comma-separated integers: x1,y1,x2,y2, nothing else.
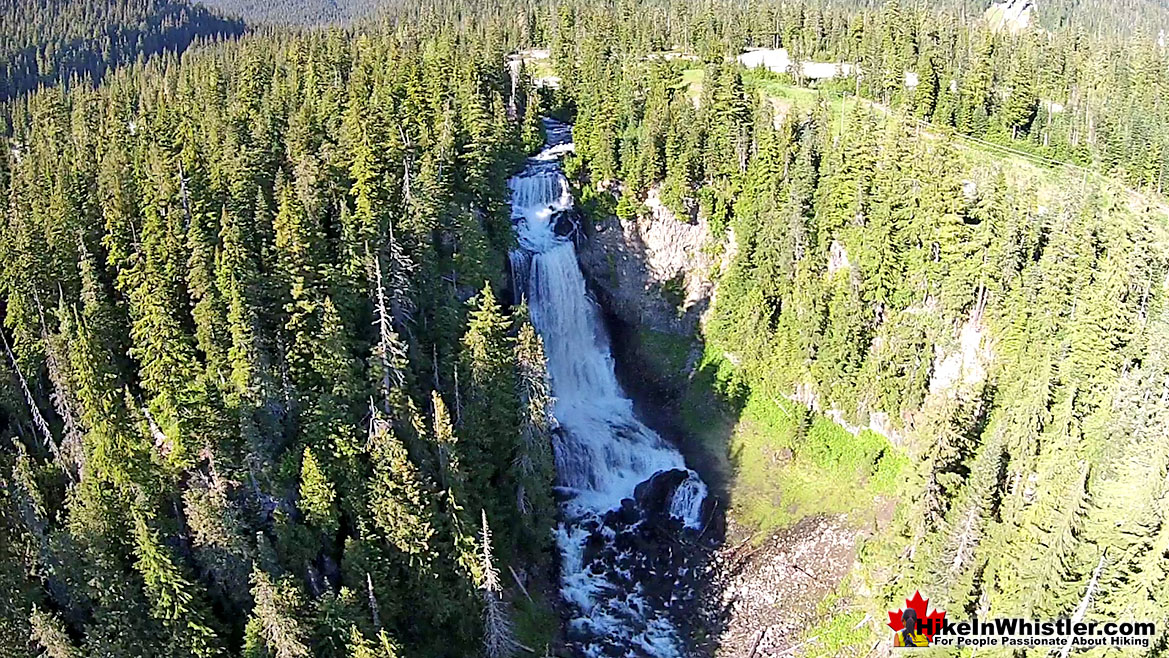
577,184,718,337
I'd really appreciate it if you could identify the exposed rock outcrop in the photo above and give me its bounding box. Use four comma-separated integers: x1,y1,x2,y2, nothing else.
789,382,907,446
928,315,992,400
694,515,865,657
986,0,1034,34
568,468,721,655
577,184,718,336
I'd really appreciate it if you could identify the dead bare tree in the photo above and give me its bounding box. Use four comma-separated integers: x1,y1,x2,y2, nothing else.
479,511,518,658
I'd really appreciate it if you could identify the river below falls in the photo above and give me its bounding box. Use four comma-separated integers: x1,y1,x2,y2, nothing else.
508,118,710,657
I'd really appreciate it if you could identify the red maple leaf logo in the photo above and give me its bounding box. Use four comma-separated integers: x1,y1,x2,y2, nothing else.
887,591,946,642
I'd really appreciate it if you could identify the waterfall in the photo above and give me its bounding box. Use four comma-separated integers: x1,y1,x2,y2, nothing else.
509,118,708,657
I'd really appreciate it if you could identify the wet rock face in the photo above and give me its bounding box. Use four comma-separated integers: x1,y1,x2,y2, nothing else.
568,469,720,655
553,207,583,241
632,469,724,542
634,468,691,515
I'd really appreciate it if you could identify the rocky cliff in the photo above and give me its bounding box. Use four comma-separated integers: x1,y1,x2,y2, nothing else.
575,183,993,446
577,184,719,337
986,0,1034,33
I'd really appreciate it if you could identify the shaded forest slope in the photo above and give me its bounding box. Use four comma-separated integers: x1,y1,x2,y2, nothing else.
0,0,246,102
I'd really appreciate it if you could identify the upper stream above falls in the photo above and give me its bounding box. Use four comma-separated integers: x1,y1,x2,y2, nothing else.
508,118,711,657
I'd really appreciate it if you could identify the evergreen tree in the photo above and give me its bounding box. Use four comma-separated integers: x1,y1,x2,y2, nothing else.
366,407,436,562
131,511,223,657
30,606,80,658
1002,56,1038,140
247,566,311,658
913,53,939,121
458,284,519,547
513,319,556,554
345,626,400,658
299,447,340,537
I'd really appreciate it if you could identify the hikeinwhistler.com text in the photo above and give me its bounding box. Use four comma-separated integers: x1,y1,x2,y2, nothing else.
922,618,1156,649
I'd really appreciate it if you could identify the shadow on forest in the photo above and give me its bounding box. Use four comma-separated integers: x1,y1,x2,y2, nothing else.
566,197,756,656
601,300,751,657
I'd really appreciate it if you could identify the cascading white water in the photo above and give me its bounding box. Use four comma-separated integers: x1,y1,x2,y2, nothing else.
510,119,708,657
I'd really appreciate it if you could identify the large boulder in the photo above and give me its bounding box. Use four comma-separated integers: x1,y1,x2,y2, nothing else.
634,468,692,519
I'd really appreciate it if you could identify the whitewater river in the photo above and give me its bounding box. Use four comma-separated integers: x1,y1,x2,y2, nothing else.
508,119,708,656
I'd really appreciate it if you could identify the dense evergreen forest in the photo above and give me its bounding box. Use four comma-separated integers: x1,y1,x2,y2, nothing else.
933,0,1169,36
549,0,1169,192
1,0,1168,656
1018,0,1169,35
0,0,245,102
195,0,388,26
555,0,1169,650
0,16,558,657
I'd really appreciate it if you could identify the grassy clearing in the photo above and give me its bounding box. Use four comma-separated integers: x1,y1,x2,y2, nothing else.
741,69,819,105
722,391,906,534
525,56,557,81
675,67,705,101
678,67,704,86
681,66,864,131
679,348,908,539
